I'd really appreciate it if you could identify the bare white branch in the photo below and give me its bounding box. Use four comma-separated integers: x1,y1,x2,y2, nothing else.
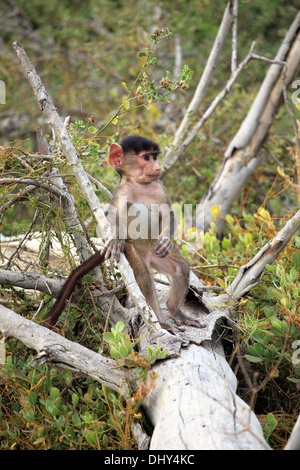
0,268,62,296
167,1,234,152
0,304,131,397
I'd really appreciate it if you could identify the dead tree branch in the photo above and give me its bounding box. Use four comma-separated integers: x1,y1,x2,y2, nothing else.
163,1,234,160
0,304,131,398
198,12,300,233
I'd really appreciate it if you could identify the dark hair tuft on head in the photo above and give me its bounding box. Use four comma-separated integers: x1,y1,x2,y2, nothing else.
120,135,160,155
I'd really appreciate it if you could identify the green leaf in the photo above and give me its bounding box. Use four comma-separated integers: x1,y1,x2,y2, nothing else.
6,355,12,366
280,297,291,309
287,377,300,383
57,415,65,427
50,387,60,401
280,275,286,288
102,434,109,447
65,426,76,441
248,345,261,357
271,317,283,332
245,354,264,363
158,350,167,360
292,287,298,300
72,393,79,407
267,287,281,300
82,412,94,423
289,268,298,283
119,345,129,358
28,391,37,405
114,321,124,333
46,399,59,417
225,214,234,225
267,413,278,430
266,264,275,272
85,431,99,448
264,306,275,318
124,340,133,353
72,413,81,425
110,346,120,359
103,332,114,343
108,393,117,403
22,408,35,423
292,252,300,267
65,371,73,385
222,238,231,249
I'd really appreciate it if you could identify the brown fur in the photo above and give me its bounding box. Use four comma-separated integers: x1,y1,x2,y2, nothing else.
44,136,202,331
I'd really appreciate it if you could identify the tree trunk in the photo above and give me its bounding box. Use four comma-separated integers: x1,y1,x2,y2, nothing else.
144,343,270,450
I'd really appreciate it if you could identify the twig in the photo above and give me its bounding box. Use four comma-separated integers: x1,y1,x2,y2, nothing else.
196,12,300,234
87,172,112,198
163,41,257,170
173,34,182,81
0,184,37,214
6,210,39,269
0,177,73,200
0,145,55,161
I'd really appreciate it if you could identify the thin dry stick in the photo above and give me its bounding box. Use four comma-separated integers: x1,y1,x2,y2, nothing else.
5,209,39,269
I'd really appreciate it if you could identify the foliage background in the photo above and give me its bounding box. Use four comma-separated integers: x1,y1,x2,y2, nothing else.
0,0,299,450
